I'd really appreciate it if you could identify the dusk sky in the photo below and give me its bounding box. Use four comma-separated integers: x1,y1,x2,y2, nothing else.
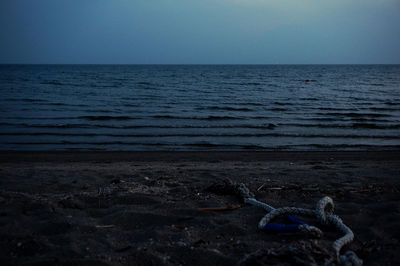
1,0,399,64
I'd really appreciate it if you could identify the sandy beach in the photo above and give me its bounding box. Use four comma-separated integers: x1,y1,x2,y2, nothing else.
0,151,399,265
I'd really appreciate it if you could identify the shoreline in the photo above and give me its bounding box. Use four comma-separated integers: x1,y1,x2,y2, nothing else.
0,150,399,163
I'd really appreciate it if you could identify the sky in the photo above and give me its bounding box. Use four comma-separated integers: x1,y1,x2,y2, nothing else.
0,0,399,64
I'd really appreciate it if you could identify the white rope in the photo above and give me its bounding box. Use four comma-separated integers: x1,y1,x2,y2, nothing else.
240,185,362,266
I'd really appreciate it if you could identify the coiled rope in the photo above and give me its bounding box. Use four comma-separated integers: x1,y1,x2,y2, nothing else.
235,183,363,266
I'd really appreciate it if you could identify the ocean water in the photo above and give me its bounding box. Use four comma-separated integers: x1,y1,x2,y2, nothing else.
0,64,399,150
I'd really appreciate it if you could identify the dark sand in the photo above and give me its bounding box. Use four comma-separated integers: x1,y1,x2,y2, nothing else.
0,151,399,265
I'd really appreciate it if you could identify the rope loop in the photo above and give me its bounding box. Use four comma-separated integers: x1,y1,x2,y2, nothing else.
236,183,255,199
243,193,362,265
339,250,363,266
212,179,362,265
298,224,323,238
316,196,335,225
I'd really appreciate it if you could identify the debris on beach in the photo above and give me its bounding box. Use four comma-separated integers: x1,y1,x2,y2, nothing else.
1,156,399,265
238,240,334,266
207,178,363,265
198,205,241,211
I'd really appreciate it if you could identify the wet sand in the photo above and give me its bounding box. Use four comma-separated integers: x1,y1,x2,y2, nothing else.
0,151,399,265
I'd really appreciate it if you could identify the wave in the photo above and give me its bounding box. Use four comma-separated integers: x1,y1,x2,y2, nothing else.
136,81,152,85
79,115,138,121
151,115,242,120
89,83,122,88
280,123,400,129
278,144,400,150
297,116,395,124
274,101,293,106
239,82,262,86
3,141,170,146
316,107,357,111
300,117,338,122
298,144,400,149
316,112,391,118
384,101,399,106
195,106,253,111
0,122,92,128
9,121,400,130
264,107,288,111
3,101,89,107
2,132,399,139
237,102,264,106
2,116,137,121
66,122,397,130
5,141,399,151
267,84,280,88
84,109,119,113
351,123,400,129
369,107,400,111
36,103,89,107
350,118,393,122
42,102,67,106
0,122,278,129
40,80,85,87
182,143,264,149
1,141,265,150
41,80,64,85
370,83,385,87
41,80,123,88
300,98,319,101
123,103,141,107
32,102,88,107
298,79,317,82
3,98,48,103
0,116,84,120
216,102,265,107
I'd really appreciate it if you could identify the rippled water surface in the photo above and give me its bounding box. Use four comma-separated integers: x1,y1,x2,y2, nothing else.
0,64,399,150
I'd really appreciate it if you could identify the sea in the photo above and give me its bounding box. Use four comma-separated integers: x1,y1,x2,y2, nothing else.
0,64,399,151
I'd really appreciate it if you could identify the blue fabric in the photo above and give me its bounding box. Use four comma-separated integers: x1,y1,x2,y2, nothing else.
263,223,299,231
287,215,308,225
262,215,308,232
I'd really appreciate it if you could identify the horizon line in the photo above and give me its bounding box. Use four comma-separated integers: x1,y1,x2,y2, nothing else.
1,63,400,66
